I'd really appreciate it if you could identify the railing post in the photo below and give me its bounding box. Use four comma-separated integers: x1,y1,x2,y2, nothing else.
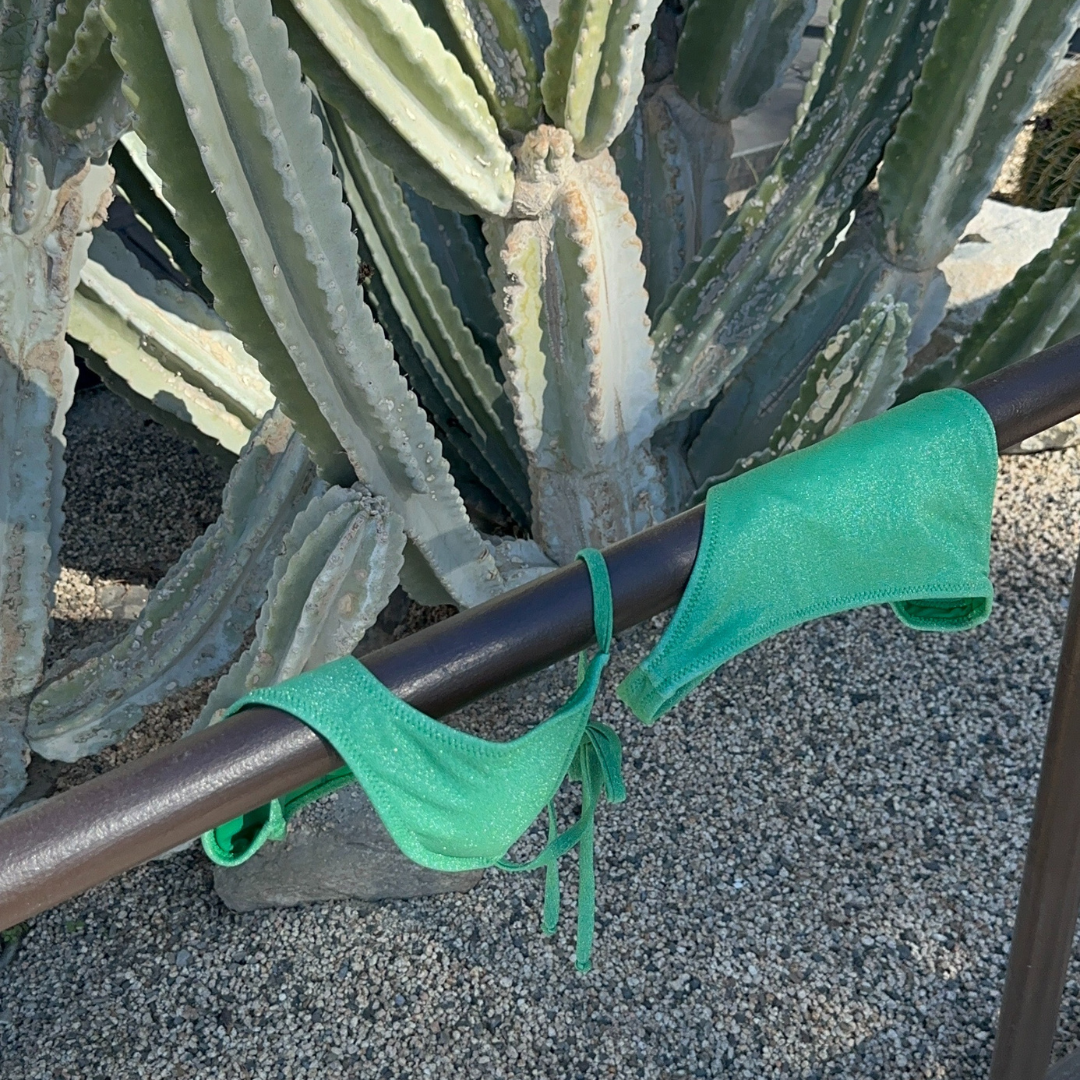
990,542,1080,1080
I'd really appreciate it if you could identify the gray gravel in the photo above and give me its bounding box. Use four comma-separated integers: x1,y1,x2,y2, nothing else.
3,389,1080,1079
45,386,229,671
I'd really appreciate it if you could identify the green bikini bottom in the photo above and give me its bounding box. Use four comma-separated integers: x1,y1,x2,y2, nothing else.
204,387,999,970
617,387,998,722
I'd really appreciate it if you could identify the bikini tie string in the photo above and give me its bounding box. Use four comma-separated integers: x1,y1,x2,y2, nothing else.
495,547,623,972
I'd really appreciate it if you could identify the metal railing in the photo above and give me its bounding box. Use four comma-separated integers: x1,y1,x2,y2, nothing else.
3,337,1080,1079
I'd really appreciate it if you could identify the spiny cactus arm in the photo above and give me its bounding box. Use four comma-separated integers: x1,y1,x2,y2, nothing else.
684,242,880,487
109,136,210,302
486,128,662,561
45,0,93,65
0,0,116,807
270,0,483,218
74,343,234,466
321,103,530,522
412,0,543,135
611,82,733,316
951,201,1080,386
42,0,130,151
459,0,544,133
542,0,661,156
69,288,254,456
402,187,504,363
275,0,512,217
344,215,527,529
675,0,815,123
112,0,510,606
877,0,1080,271
573,0,663,157
792,0,842,132
691,299,911,494
896,204,1080,405
328,145,530,528
80,229,274,430
104,0,351,484
26,411,320,761
541,0,612,141
652,0,941,422
194,487,405,731
833,300,912,426
69,226,272,458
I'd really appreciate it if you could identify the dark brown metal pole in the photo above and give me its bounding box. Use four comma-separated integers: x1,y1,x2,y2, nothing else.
965,334,1080,453
0,338,1078,934
0,507,704,931
989,543,1080,1080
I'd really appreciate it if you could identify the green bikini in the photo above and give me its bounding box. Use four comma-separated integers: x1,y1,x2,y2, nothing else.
204,388,999,970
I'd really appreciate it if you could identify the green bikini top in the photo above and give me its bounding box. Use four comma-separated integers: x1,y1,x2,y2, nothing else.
204,387,999,971
204,549,623,972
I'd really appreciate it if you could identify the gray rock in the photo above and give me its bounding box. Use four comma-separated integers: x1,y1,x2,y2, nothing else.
212,783,483,912
938,199,1070,332
1014,415,1080,453
93,582,150,621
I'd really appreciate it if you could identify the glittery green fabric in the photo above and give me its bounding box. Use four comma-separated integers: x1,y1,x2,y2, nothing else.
202,550,623,971
617,389,998,724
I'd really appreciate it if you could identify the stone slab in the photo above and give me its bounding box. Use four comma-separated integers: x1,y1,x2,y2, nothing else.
213,782,483,912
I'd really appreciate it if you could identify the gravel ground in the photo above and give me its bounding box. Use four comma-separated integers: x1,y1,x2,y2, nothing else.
2,387,1080,1079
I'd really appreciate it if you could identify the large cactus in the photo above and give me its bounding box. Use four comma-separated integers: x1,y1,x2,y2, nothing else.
10,0,1080,808
0,0,121,805
682,0,1080,484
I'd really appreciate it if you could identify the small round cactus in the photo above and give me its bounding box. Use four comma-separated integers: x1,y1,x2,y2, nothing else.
1018,66,1080,211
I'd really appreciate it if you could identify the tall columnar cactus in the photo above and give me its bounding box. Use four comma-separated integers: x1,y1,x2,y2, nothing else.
485,125,663,560
0,0,123,805
5,0,1080,804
